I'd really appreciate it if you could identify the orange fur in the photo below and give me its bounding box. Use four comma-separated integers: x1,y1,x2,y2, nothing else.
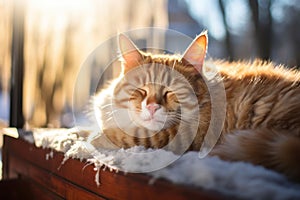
210,129,300,181
92,33,300,181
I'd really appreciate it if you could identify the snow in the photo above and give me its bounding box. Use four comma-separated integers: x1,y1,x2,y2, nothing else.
29,128,300,199
151,153,300,200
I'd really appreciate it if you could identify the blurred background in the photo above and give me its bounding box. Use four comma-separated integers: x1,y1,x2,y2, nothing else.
0,0,300,129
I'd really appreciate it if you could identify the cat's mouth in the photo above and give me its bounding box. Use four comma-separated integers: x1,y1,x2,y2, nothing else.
127,108,167,131
137,113,168,131
143,117,165,123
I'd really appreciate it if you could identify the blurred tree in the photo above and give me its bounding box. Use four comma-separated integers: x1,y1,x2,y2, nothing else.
218,0,233,61
249,0,273,60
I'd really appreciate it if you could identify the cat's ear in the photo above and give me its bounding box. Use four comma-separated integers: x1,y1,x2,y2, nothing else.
118,33,143,71
182,31,208,73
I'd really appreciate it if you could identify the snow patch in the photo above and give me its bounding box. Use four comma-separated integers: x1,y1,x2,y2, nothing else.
29,128,300,199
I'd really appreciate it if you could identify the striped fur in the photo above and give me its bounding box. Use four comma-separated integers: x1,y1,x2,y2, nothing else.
91,33,300,181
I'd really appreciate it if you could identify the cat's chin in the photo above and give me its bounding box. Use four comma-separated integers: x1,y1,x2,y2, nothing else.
128,111,167,131
141,124,164,132
141,120,165,131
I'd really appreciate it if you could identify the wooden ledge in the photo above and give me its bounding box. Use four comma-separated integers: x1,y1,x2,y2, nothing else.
2,135,224,200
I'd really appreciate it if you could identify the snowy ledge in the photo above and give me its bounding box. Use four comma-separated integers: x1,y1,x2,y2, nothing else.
22,128,300,200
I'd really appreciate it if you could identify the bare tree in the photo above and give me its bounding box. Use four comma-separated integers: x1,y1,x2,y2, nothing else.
218,0,233,61
249,0,273,60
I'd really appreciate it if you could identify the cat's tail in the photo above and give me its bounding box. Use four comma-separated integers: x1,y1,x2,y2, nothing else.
210,129,300,182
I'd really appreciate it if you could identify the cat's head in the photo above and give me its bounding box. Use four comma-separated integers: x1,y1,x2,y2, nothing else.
112,32,208,131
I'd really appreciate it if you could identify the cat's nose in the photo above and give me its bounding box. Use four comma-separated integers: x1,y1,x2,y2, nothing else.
146,103,161,116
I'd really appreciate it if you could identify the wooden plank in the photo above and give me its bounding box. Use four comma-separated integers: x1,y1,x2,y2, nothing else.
0,179,63,200
4,136,224,200
1,133,10,179
27,180,65,200
9,156,106,200
0,179,33,200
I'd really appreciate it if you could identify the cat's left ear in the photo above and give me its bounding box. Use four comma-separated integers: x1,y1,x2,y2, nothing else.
118,33,143,71
182,31,208,73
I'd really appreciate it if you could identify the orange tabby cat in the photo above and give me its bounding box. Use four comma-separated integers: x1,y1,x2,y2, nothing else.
91,32,300,181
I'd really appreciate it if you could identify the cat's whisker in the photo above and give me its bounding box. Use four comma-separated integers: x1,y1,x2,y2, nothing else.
175,114,199,120
166,119,181,126
100,104,113,109
102,116,113,123
101,109,121,118
169,114,197,124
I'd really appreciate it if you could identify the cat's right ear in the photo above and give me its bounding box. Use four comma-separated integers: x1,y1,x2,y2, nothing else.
181,31,208,74
118,34,143,71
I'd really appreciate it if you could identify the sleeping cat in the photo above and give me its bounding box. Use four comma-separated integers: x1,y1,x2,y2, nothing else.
90,31,300,181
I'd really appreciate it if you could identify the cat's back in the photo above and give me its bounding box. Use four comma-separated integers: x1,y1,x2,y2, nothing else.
213,60,300,133
215,60,300,82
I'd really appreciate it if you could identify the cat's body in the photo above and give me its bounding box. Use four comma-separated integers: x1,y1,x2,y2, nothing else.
215,60,300,135
91,32,300,181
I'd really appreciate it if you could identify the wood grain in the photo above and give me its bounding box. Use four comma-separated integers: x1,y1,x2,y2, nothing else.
2,135,224,200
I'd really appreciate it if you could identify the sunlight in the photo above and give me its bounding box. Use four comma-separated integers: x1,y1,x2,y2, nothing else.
28,0,91,11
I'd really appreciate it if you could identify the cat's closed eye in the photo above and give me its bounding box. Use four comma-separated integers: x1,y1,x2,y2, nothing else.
136,88,147,97
164,91,179,104
164,91,172,98
129,88,147,101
